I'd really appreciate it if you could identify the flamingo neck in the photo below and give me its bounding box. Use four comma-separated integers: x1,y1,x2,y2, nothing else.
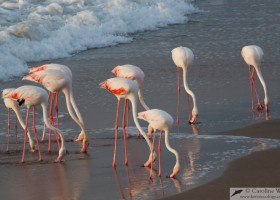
12,106,34,146
128,94,152,151
63,88,85,131
69,85,85,126
138,87,150,110
41,102,65,148
164,130,180,168
182,67,198,114
254,65,269,105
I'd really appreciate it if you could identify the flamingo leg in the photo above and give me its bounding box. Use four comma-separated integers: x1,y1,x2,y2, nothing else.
150,130,156,180
122,99,128,166
32,107,42,161
15,117,18,151
126,100,130,139
248,65,254,112
6,108,10,152
21,108,30,163
54,92,61,149
113,100,120,168
158,130,162,177
251,68,263,111
48,92,55,151
176,67,181,125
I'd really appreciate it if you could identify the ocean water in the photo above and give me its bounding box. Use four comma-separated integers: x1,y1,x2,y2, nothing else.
0,0,199,81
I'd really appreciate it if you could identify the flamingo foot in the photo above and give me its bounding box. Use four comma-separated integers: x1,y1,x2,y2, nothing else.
176,119,180,125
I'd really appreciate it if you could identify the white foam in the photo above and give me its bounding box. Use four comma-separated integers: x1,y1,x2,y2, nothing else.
0,0,199,81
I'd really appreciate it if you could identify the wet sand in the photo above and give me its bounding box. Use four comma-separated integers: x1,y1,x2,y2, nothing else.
0,0,280,199
163,119,280,200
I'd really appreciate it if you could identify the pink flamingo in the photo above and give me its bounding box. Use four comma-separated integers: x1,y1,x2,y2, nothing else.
2,88,35,152
100,77,155,168
3,85,66,162
112,64,150,137
171,46,198,124
241,45,269,113
138,109,180,179
23,69,89,152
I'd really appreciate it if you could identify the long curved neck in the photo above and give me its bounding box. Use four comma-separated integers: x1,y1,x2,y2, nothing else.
164,130,179,167
254,65,268,104
138,87,150,110
41,102,64,146
12,106,34,144
128,94,152,151
63,88,85,131
69,85,85,126
12,106,26,130
182,67,197,113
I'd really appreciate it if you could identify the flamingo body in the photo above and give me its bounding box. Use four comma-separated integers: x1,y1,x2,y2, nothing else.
2,88,35,151
171,46,198,124
23,68,89,152
100,77,155,167
241,45,269,112
3,85,66,162
138,109,180,178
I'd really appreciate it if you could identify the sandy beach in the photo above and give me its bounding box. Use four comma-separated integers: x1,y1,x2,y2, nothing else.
0,0,280,199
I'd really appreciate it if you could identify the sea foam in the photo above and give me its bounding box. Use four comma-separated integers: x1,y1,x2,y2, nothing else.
0,0,199,81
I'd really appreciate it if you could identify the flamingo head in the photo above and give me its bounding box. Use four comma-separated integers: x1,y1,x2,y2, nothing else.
189,107,198,124
55,147,66,162
29,65,46,73
169,163,180,178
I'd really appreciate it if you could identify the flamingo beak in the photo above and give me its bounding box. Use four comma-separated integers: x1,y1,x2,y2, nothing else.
99,81,106,89
169,166,180,178
189,114,197,124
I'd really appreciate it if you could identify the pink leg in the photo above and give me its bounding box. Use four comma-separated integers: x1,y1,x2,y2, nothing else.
21,108,30,163
250,68,263,111
176,67,181,125
248,66,254,112
113,100,120,168
54,92,61,149
122,99,128,166
6,109,10,152
126,100,130,138
15,118,18,151
32,107,42,161
150,130,156,180
48,92,55,152
158,130,162,177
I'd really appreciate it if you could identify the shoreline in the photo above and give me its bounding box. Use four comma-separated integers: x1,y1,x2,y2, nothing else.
162,118,280,200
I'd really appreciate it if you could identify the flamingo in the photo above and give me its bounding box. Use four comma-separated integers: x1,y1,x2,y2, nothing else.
99,77,155,168
241,45,269,113
171,46,198,124
138,109,180,179
22,69,89,152
112,64,150,137
112,64,150,110
2,88,35,152
3,85,66,162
